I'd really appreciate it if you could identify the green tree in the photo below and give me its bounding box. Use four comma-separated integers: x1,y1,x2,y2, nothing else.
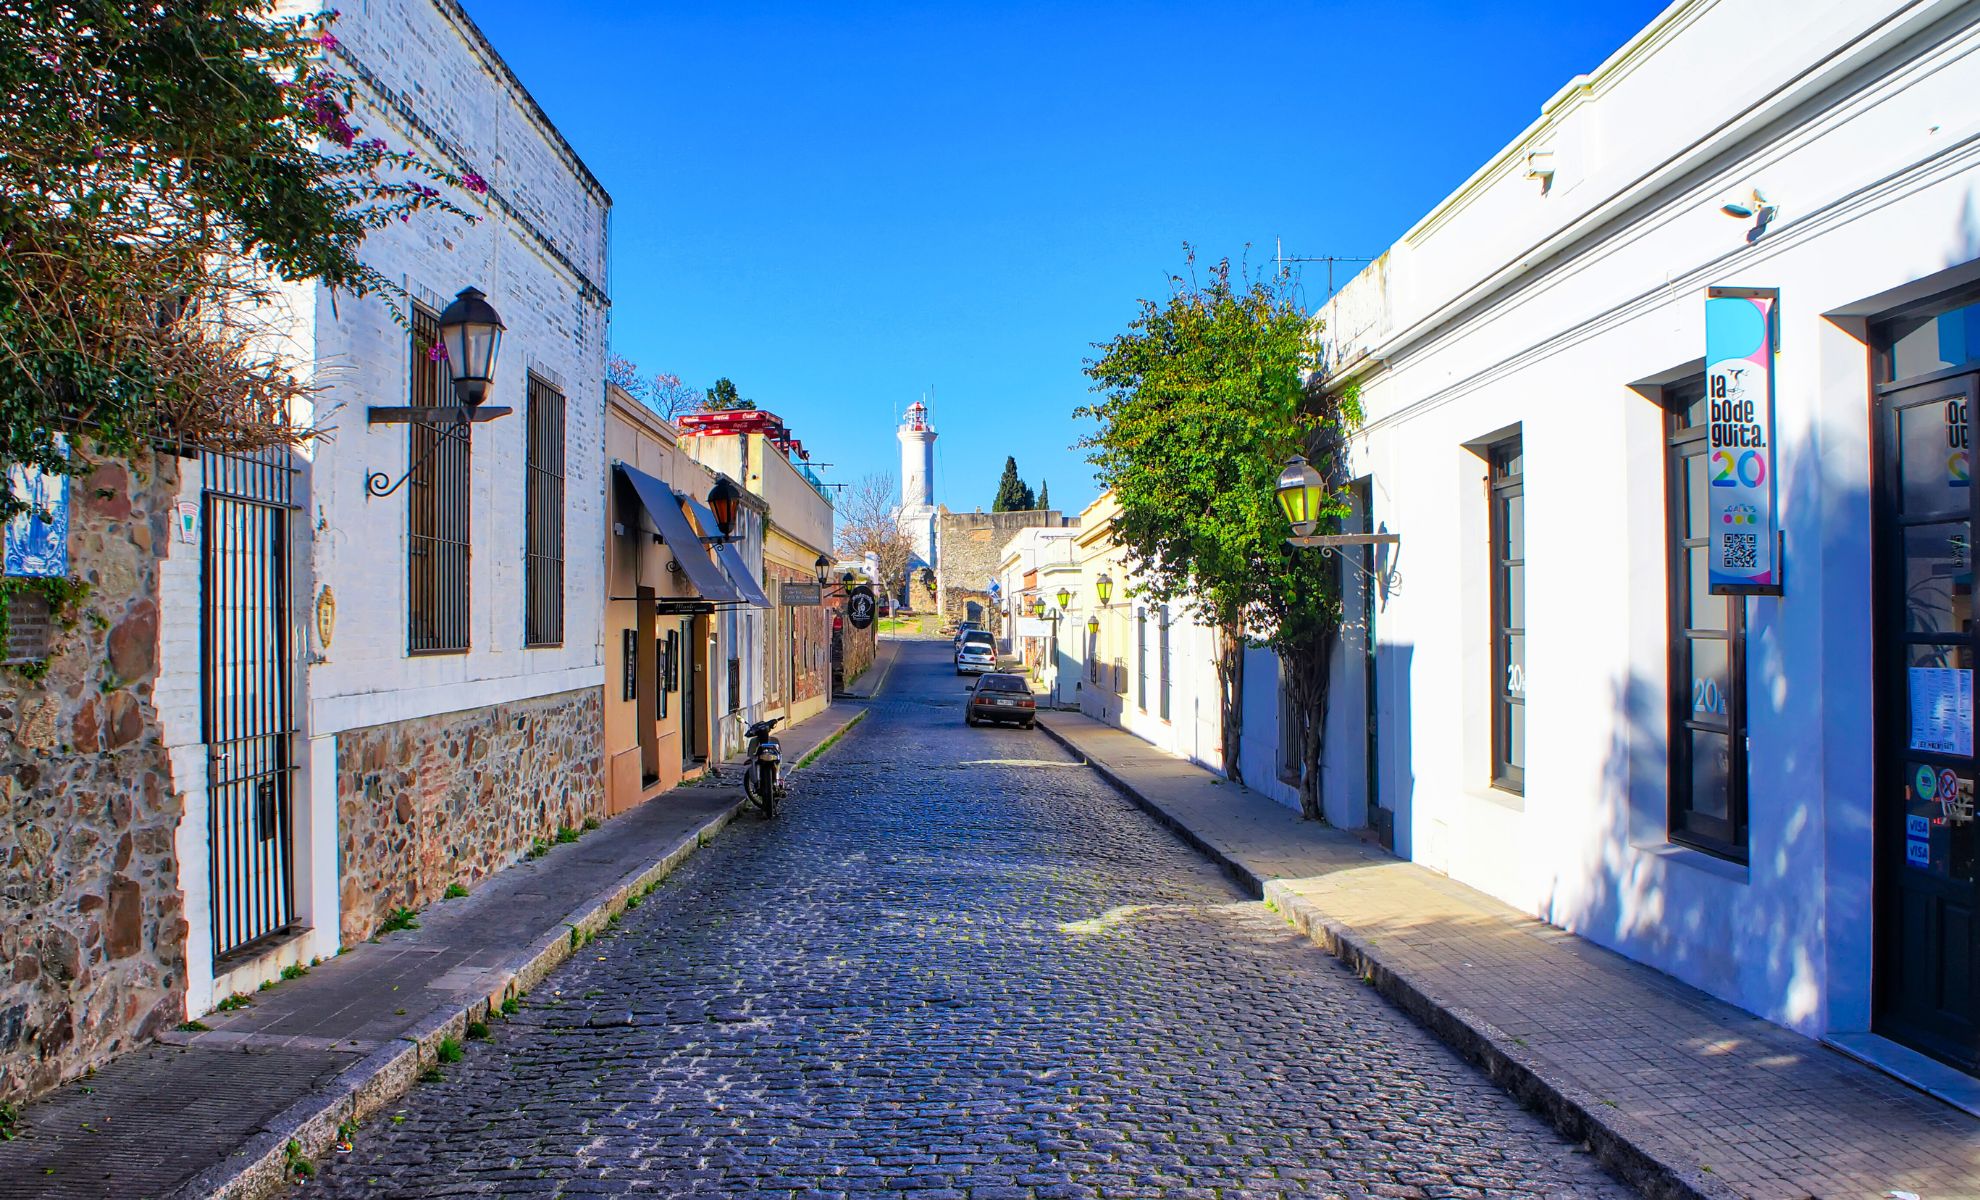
1079,253,1359,814
0,1,480,522
703,377,756,411
992,456,1035,512
1038,480,1050,510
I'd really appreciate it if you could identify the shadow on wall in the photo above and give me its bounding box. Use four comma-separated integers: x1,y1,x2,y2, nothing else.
1377,641,1416,859
1546,414,1872,1035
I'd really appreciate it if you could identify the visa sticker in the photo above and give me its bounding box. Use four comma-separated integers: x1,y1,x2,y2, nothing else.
1907,838,1932,867
1907,814,1932,839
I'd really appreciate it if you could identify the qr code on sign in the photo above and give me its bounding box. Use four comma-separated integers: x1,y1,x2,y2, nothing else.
1724,532,1758,569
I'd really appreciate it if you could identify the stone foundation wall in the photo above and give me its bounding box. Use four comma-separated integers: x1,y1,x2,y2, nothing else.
1,448,186,1105
335,687,603,944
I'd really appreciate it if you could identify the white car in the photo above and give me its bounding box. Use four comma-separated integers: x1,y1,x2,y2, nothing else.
955,631,996,675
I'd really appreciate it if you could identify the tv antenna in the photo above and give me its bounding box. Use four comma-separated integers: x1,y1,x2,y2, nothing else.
1274,237,1377,298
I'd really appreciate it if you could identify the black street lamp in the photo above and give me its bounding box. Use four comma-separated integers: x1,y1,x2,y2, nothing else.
814,553,833,588
363,285,508,498
705,477,742,541
437,286,506,409
1094,573,1113,606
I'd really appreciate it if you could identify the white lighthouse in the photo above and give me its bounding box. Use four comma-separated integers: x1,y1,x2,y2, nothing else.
896,400,938,581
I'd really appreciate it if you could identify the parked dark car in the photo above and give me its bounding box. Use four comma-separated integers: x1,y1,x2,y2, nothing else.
965,673,1036,728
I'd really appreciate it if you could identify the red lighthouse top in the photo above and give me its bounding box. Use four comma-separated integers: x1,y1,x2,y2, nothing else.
903,401,930,431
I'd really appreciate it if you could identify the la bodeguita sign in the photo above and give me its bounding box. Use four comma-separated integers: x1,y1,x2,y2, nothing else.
1705,286,1782,595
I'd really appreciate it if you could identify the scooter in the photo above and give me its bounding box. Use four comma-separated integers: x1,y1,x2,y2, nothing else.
740,716,784,817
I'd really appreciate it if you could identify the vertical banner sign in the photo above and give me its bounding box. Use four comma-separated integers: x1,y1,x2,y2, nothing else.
1705,287,1783,594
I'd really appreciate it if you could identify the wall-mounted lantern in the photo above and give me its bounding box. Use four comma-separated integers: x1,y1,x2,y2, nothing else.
1086,615,1100,636
1094,573,1113,606
437,286,506,409
1275,454,1326,539
365,286,510,498
705,477,741,542
814,553,833,588
1055,585,1072,610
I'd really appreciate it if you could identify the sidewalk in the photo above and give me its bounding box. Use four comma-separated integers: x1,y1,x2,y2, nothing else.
0,651,889,1200
1036,710,1980,1200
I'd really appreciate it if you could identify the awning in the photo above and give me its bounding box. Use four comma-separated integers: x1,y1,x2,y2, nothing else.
714,541,774,609
614,463,742,604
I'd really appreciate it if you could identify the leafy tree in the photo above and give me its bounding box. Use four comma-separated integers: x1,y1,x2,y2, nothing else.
1079,252,1359,814
835,472,916,604
703,377,756,412
0,1,479,522
993,456,1036,512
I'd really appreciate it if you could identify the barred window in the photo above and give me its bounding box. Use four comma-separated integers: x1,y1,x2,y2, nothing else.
408,305,470,655
524,374,566,647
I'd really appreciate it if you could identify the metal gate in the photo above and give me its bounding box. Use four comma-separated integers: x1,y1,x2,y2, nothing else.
201,451,300,962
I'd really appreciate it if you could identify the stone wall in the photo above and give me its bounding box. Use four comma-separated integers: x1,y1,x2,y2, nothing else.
830,605,876,688
1,448,186,1105
935,509,1061,629
335,686,602,944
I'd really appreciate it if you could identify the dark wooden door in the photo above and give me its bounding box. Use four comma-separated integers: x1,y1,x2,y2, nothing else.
1875,372,1980,1070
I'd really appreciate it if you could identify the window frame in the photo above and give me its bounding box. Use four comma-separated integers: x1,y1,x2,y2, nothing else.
1158,606,1172,722
406,303,471,656
1136,607,1148,712
1489,439,1525,794
1663,378,1750,861
523,372,566,648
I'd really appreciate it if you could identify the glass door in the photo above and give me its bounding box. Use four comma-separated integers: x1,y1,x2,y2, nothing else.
1876,373,1980,1070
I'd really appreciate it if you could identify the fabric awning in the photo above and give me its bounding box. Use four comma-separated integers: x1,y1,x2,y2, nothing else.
614,464,742,604
714,541,774,609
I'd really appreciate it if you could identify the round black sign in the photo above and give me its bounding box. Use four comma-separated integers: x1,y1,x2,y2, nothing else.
846,587,877,630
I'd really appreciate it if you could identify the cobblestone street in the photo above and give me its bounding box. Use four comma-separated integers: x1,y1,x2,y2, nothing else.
306,642,1632,1198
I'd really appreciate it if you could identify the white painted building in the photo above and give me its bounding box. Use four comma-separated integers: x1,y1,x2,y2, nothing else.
1307,0,1980,1087
160,0,610,1011
1066,493,1226,771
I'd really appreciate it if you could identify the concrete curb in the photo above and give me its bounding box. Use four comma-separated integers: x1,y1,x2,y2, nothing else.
1033,717,1744,1200
171,702,873,1200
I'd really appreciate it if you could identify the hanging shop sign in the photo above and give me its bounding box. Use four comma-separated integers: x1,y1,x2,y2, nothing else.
623,629,638,701
1705,286,1782,595
781,582,822,607
846,586,877,630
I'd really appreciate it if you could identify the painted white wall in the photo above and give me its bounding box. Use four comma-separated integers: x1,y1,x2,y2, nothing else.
298,0,610,741
1311,0,1980,1038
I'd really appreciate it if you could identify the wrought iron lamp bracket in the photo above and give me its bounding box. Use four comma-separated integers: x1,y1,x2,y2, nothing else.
365,412,472,500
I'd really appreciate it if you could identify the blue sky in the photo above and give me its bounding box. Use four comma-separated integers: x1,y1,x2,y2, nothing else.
460,1,1667,516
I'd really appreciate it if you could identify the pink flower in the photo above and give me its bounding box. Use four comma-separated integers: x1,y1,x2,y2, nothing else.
362,137,387,152
317,32,340,50
461,172,488,195
427,343,448,362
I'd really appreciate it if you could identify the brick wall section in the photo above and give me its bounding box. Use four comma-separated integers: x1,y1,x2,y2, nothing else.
935,509,1060,628
334,686,602,944
1,448,186,1105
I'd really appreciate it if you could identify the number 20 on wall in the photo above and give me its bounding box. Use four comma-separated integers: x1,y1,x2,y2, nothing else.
1710,449,1766,487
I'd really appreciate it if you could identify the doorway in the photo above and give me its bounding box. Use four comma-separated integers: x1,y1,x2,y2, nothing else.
201,451,299,964
1874,369,1980,1071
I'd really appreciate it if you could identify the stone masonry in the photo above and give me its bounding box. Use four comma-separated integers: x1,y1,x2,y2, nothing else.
335,687,603,945
934,507,1061,628
0,447,187,1105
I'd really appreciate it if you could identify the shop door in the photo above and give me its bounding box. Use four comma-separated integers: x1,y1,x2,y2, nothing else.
1876,372,1980,1070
